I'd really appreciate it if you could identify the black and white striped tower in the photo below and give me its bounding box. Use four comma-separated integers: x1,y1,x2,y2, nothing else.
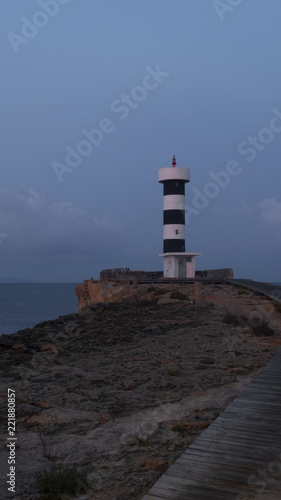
159,156,201,278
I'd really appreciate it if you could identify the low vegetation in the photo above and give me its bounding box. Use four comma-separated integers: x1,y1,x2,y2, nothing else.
153,287,168,296
222,312,241,326
274,303,281,314
167,368,181,376
222,310,275,337
34,464,89,500
250,319,275,337
172,421,186,434
170,290,188,300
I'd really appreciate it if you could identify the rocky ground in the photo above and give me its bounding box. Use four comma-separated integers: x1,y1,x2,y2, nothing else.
0,282,281,499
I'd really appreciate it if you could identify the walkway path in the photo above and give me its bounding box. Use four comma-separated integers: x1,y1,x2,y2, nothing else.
142,346,281,499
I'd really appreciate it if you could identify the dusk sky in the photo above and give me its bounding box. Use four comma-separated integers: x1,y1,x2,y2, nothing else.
1,0,281,282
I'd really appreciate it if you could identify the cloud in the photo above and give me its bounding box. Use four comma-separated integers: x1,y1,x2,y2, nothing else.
210,199,255,218
0,187,120,257
259,198,281,223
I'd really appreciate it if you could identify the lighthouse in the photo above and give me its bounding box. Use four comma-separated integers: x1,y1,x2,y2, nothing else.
159,156,201,278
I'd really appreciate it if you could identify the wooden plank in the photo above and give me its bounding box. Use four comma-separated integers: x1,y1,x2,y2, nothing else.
142,346,281,499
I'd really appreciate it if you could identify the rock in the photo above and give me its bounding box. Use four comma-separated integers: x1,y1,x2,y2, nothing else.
39,343,59,354
0,282,281,499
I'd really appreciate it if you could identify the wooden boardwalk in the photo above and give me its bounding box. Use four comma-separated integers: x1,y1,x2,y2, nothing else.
142,347,281,500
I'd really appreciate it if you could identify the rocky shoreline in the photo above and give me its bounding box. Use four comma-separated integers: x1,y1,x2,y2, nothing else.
0,282,281,499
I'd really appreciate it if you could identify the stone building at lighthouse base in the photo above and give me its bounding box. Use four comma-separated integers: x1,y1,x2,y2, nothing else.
159,252,202,279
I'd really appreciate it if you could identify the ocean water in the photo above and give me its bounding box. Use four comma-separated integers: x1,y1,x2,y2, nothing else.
0,283,78,336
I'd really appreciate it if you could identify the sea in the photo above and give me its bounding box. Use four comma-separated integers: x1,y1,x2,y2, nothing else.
0,283,78,336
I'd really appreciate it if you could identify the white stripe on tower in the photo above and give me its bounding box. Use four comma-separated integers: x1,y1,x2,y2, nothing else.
163,194,185,211
163,224,185,240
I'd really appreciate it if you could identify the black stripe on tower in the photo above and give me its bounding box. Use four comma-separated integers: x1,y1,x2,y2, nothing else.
163,180,185,196
164,239,185,253
163,210,185,225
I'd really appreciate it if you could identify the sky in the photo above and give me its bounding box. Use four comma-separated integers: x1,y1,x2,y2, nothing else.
1,0,281,283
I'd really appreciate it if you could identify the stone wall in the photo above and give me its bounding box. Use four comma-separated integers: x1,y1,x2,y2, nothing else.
99,267,234,282
99,268,163,281
195,268,234,279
